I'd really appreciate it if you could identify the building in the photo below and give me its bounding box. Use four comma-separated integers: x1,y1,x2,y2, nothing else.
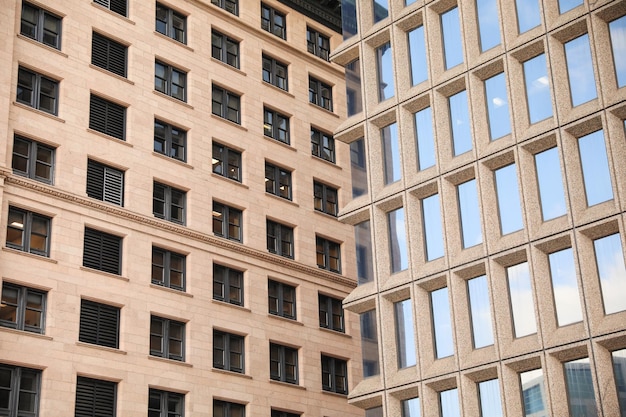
0,1,364,416
331,0,626,416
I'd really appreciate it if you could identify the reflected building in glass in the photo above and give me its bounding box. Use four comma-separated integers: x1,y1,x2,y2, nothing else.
332,0,626,416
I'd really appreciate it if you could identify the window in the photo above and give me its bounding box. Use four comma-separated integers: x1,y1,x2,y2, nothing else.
89,94,126,140
431,287,454,358
376,41,394,101
506,262,537,337
366,407,383,417
16,67,58,115
565,34,597,106
520,369,546,416
153,182,186,225
75,376,116,417
155,3,186,43
148,389,184,417
394,299,416,368
535,147,567,221
449,90,472,156
262,55,288,91
150,316,185,361
342,0,358,40
408,26,428,86
307,27,330,60
211,30,239,68
212,85,240,124
265,163,292,200
381,122,401,184
611,349,626,416
214,400,245,417
441,7,463,69
494,163,523,235
316,236,341,273
154,120,186,162
515,0,541,34
91,32,127,78
261,4,286,39
268,280,296,319
388,207,408,272
212,143,241,182
477,0,501,52
360,309,380,377
12,135,54,184
485,73,511,140
350,138,368,198
309,77,333,111
0,283,46,334
213,264,243,306
373,0,389,23
6,207,50,257
457,179,482,248
346,58,363,116
478,379,503,417
467,275,494,348
212,0,238,15
319,294,344,332
86,159,124,206
578,130,613,206
83,227,122,275
93,0,127,17
272,410,300,417
321,355,347,394
593,233,626,314
355,220,374,285
609,16,626,88
548,248,583,326
422,193,444,261
152,247,185,291
212,201,242,242
213,330,244,373
402,397,421,417
314,182,338,216
412,106,435,171
311,127,335,163
523,53,552,124
79,299,119,349
559,0,583,14
439,388,460,417
564,358,597,417
264,108,290,144
0,364,41,417
155,61,186,102
270,343,298,384
20,2,61,49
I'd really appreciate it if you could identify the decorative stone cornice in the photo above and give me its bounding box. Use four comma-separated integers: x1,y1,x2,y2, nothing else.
278,0,342,33
5,175,357,289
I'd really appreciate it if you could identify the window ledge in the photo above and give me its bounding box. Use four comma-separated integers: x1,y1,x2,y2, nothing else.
16,34,68,57
91,3,136,24
2,247,57,263
263,82,295,98
149,283,193,297
88,64,134,85
313,210,338,220
211,368,253,379
265,193,299,207
268,314,304,326
0,326,52,340
321,390,348,398
153,91,194,109
311,154,340,169
210,114,247,131
76,341,127,355
79,266,130,282
12,102,65,123
263,135,296,151
269,380,306,390
86,128,133,147
153,31,194,52
211,57,246,76
308,102,339,118
148,355,193,367
152,152,193,169
210,173,249,189
211,299,251,312
319,327,352,339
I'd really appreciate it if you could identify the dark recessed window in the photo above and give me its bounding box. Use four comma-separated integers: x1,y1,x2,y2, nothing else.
212,143,241,182
311,127,336,163
155,3,186,43
213,263,243,306
263,108,290,144
89,94,126,140
265,163,291,200
270,343,298,384
321,355,348,394
6,207,51,257
212,202,243,242
155,61,187,102
91,32,127,77
83,227,122,275
0,283,46,334
150,316,185,361
154,120,186,162
153,182,186,225
214,400,245,417
149,389,185,417
314,181,338,216
93,0,127,17
261,3,286,39
211,30,239,68
262,55,288,90
212,85,241,124
271,411,300,417
152,247,186,291
211,0,238,15
309,76,333,111
268,279,296,319
12,135,55,184
20,2,61,49
79,299,120,349
307,27,330,61
318,293,344,332
266,220,294,258
17,67,58,115
86,159,124,206
316,236,341,273
75,376,117,417
213,330,244,373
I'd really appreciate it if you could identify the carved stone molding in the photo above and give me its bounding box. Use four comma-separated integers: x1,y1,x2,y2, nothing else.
278,0,342,33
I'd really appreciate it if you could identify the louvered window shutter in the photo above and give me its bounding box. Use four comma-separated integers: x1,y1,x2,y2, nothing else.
79,300,119,348
83,228,122,275
75,376,117,417
104,166,123,205
86,160,104,200
89,95,126,140
91,33,127,78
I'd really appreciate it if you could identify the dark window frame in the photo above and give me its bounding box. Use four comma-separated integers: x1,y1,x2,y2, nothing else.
212,85,241,124
20,2,62,49
75,376,117,417
311,127,336,163
211,30,240,68
93,0,128,17
316,236,341,273
155,60,187,102
153,182,186,225
212,264,243,306
212,201,243,242
150,316,185,361
148,388,185,417
213,330,245,373
212,143,242,182
211,0,239,15
271,411,300,417
265,163,292,200
154,119,186,162
86,159,125,206
261,3,286,39
263,108,290,144
0,364,42,416
89,94,126,140
306,27,330,61
213,400,245,417
16,66,58,115
152,247,186,291
6,206,51,257
262,55,288,91
318,293,344,333
12,135,55,184
269,343,298,384
266,220,294,259
91,31,127,78
313,181,338,216
0,283,46,334
309,76,333,111
321,355,348,394
78,299,120,349
155,3,186,44
268,279,296,320
82,227,122,275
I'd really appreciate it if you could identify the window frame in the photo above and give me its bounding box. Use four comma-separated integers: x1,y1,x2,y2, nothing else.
262,54,289,91
91,31,127,78
309,76,333,111
310,127,336,163
93,0,127,17
82,227,122,275
155,60,187,102
0,283,46,334
306,27,330,61
321,355,348,394
213,399,245,417
86,159,125,206
151,247,186,291
213,330,245,373
212,85,241,124
212,142,242,182
316,236,341,273
148,388,185,417
89,94,126,141
0,364,42,417
269,343,298,384
12,135,55,184
155,2,186,44
212,201,243,242
6,206,51,257
211,30,239,68
154,119,187,162
265,163,292,200
211,0,238,15
268,279,296,319
153,182,186,225
318,293,344,332
150,316,186,361
261,3,286,39
266,220,294,258
20,2,62,49
313,181,338,216
213,263,244,306
16,66,59,115
75,376,117,417
78,299,120,349
264,107,290,144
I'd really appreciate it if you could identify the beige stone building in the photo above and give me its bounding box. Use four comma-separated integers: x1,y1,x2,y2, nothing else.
332,0,626,416
0,0,364,416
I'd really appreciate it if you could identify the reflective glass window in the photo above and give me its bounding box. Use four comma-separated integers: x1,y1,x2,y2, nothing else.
478,379,503,417
388,208,408,272
341,0,358,40
415,106,435,170
431,287,454,358
468,275,494,348
373,0,389,23
506,262,537,337
449,90,472,156
578,130,613,206
382,123,401,184
548,248,583,326
565,34,597,106
458,179,482,248
520,369,546,417
559,0,583,14
408,26,428,85
495,163,524,235
377,42,395,101
593,233,626,314
394,299,416,368
612,349,626,415
477,0,501,52
355,221,374,285
351,138,368,197
609,16,626,88
346,58,363,116
440,388,461,417
564,358,598,417
485,73,511,140
422,193,444,261
523,54,552,124
402,397,421,417
535,147,567,221
515,0,541,34
361,309,380,377
441,7,463,69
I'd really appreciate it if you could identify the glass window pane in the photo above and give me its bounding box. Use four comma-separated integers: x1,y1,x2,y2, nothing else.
515,0,541,33
520,369,546,417
373,0,389,23
564,358,598,417
377,42,395,101
523,54,552,124
593,233,626,314
565,34,597,106
402,397,421,417
479,379,503,417
394,299,416,368
350,139,368,198
441,7,463,70
477,0,501,52
507,262,537,337
408,26,428,85
360,310,380,378
548,248,583,326
609,16,626,88
449,90,472,156
355,220,374,285
341,0,358,40
415,107,435,170
432,287,454,358
578,130,613,206
559,0,583,14
612,349,626,416
382,123,401,184
388,208,408,273
485,73,511,140
440,388,461,417
495,164,524,235
422,194,444,261
535,147,567,221
346,58,363,116
458,179,482,248
468,275,494,348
